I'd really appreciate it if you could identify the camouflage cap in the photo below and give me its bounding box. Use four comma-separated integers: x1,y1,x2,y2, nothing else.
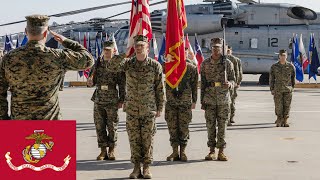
25,15,50,27
103,40,115,49
279,49,287,55
210,38,223,47
134,35,149,44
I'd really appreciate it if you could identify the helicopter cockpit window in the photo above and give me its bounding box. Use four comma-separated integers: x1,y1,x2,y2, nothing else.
118,31,127,45
201,39,209,53
250,38,258,49
199,6,209,13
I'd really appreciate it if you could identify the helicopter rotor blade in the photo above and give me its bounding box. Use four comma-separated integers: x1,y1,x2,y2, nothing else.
106,0,167,19
0,1,133,27
49,1,132,17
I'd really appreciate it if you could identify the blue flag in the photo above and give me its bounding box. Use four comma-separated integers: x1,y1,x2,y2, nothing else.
158,34,166,64
21,35,28,46
4,35,13,53
292,35,304,82
309,44,320,80
100,32,105,50
45,37,58,48
95,35,101,58
308,34,317,80
16,37,19,48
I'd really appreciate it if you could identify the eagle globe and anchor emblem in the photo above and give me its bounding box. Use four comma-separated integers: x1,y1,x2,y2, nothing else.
22,130,54,163
5,130,71,171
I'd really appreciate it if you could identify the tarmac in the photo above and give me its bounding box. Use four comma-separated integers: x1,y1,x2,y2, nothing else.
59,72,320,180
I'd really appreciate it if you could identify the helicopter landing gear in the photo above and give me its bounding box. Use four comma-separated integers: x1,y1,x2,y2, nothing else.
259,73,269,85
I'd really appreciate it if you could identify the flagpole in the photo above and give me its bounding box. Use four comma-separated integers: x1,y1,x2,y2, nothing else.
221,17,228,82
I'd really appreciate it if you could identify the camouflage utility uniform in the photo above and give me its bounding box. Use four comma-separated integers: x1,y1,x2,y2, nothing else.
90,55,125,155
201,54,235,161
0,22,94,120
269,60,295,127
227,54,242,125
165,60,198,161
107,56,164,164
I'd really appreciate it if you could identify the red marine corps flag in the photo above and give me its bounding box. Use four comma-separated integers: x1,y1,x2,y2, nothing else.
165,0,187,88
0,121,76,180
127,0,153,57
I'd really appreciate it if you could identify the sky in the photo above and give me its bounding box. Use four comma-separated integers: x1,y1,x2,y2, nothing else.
0,0,319,36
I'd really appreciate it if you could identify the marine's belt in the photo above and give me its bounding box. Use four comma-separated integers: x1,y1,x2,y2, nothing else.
206,82,223,87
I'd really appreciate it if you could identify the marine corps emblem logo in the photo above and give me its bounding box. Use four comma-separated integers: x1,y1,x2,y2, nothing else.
5,130,71,171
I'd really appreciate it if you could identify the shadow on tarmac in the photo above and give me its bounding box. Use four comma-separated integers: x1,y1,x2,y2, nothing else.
77,122,276,133
77,159,132,171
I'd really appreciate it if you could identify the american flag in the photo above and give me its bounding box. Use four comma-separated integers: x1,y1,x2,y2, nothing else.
126,0,152,57
194,35,204,72
185,34,198,66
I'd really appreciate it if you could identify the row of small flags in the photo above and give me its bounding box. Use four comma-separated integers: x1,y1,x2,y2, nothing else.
292,33,320,82
76,32,119,78
3,34,28,53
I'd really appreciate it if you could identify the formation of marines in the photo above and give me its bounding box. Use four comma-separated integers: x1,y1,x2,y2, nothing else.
0,14,296,179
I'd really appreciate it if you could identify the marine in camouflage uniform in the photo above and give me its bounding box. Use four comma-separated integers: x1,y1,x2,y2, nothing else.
0,15,94,120
106,35,164,179
165,57,198,162
201,38,235,161
269,49,295,127
87,41,126,161
227,45,243,125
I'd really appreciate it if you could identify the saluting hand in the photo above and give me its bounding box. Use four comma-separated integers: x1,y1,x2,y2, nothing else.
49,30,66,43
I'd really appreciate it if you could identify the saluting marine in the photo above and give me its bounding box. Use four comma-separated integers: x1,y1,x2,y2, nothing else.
87,41,126,161
269,49,295,127
0,14,94,120
201,38,235,161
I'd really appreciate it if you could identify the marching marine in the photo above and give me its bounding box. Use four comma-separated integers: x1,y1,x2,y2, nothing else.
200,38,235,161
269,49,295,127
87,41,126,161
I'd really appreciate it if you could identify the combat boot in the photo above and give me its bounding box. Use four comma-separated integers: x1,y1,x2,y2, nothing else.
166,145,180,161
230,118,235,123
96,147,107,160
108,145,116,160
275,117,282,127
143,163,152,179
283,117,289,127
217,148,228,161
205,147,215,160
129,163,142,179
180,145,188,162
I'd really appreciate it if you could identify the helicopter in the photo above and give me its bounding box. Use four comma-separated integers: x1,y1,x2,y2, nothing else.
113,0,320,84
2,0,320,84
0,0,166,51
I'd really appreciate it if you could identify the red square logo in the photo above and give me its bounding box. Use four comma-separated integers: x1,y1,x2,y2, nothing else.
0,121,76,180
